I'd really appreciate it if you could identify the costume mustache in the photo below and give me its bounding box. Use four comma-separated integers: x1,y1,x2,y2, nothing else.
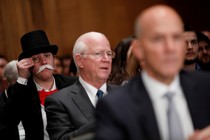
37,64,54,74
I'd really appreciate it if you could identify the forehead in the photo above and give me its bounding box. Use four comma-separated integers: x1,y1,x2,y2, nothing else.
0,58,7,63
145,19,182,36
138,7,183,37
199,41,209,46
183,32,197,40
86,36,111,51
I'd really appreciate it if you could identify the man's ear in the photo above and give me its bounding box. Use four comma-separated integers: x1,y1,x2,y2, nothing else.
132,40,143,61
75,54,84,68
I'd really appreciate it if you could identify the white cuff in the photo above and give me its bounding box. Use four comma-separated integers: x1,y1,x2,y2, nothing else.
17,77,28,85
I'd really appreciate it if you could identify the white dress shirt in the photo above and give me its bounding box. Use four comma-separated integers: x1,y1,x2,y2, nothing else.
34,78,56,140
141,71,194,140
79,76,107,107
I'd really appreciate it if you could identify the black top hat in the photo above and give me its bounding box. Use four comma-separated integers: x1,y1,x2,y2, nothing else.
18,30,58,61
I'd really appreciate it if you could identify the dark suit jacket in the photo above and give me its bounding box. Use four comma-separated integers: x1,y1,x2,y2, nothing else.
0,74,76,140
95,71,210,140
45,80,117,140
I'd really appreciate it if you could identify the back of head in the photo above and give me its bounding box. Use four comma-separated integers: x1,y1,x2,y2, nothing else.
108,36,135,85
113,36,135,66
4,60,18,85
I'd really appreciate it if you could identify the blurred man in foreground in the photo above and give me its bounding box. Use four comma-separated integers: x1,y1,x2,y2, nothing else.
95,5,210,140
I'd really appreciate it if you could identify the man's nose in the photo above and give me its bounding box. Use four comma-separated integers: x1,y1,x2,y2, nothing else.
187,41,193,49
39,56,47,64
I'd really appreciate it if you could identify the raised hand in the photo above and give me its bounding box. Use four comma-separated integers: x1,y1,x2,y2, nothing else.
17,58,35,79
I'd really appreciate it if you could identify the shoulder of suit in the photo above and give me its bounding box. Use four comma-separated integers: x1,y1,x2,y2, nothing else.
54,74,77,82
51,80,79,96
180,70,210,80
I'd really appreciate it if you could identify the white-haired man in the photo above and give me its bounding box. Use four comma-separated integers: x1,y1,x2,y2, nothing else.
45,32,117,140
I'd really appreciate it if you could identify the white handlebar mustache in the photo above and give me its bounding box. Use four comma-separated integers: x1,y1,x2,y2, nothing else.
37,64,54,74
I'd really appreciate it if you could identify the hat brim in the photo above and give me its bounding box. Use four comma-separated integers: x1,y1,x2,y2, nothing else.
18,45,58,61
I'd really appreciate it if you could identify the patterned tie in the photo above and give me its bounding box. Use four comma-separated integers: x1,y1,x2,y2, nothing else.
96,90,104,99
165,92,184,140
38,89,58,105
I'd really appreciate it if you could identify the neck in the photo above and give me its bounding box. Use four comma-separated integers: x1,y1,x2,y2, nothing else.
80,76,106,89
34,76,54,90
145,70,176,85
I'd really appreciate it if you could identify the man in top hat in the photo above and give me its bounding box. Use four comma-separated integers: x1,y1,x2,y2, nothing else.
0,30,76,140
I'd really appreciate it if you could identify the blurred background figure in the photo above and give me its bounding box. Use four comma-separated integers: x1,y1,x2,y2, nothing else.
61,54,72,75
0,60,25,140
0,60,18,116
0,55,8,93
69,59,78,77
108,36,140,85
197,32,210,71
3,60,18,89
183,24,201,71
125,40,142,83
53,56,63,74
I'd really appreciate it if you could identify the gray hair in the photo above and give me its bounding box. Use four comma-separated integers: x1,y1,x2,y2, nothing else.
72,36,88,72
3,60,18,85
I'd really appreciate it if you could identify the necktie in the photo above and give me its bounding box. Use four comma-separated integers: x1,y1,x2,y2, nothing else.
96,90,104,99
165,92,184,140
39,89,58,105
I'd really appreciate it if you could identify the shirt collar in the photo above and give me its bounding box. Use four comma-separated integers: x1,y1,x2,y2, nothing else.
34,77,56,92
79,76,107,96
141,71,180,101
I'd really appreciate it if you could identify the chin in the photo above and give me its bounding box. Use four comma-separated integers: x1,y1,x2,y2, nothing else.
164,67,180,75
38,72,53,80
99,75,109,80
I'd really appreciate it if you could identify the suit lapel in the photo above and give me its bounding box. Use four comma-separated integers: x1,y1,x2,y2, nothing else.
132,76,161,140
71,80,95,121
180,71,210,129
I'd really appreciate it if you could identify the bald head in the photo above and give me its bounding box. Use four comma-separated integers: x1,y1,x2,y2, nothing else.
135,5,183,38
133,5,185,84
